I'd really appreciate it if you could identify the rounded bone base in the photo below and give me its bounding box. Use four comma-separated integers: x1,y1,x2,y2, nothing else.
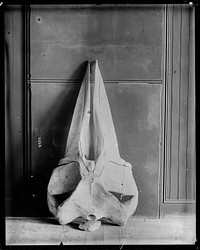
78,220,101,232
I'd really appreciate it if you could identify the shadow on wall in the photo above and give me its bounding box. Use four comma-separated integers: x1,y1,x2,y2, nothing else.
5,41,26,215
30,62,88,216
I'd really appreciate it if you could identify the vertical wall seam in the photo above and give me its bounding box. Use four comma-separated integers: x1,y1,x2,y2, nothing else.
169,4,174,199
177,4,182,200
186,6,191,200
165,4,170,202
164,5,168,202
159,4,167,217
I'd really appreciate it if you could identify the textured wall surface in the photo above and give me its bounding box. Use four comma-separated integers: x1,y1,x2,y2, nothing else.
30,5,163,80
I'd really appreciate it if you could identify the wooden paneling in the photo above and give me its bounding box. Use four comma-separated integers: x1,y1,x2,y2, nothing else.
186,4,195,201
31,82,161,217
164,5,195,203
5,6,25,215
30,5,163,80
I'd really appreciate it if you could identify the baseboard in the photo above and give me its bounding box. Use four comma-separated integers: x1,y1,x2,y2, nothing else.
160,203,196,218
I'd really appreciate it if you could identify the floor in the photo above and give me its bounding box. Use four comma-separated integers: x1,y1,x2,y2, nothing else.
6,217,196,246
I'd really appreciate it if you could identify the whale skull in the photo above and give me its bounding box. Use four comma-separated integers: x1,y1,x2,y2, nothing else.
47,61,138,230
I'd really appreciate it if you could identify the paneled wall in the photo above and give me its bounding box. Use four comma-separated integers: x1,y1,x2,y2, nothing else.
5,4,195,218
161,4,195,216
30,5,163,217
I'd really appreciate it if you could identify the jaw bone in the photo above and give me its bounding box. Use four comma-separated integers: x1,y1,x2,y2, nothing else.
47,60,138,229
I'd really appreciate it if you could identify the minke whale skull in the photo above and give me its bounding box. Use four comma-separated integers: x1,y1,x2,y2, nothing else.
47,60,138,231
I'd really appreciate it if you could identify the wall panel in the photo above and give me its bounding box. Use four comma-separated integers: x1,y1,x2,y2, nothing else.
30,5,163,80
163,5,195,208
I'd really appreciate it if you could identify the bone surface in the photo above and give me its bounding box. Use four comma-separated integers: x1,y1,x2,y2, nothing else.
79,220,101,232
47,60,138,229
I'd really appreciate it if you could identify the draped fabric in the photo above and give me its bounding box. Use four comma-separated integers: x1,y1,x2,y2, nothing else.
47,61,138,226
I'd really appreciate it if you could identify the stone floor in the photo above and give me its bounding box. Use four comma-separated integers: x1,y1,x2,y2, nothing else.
6,217,196,245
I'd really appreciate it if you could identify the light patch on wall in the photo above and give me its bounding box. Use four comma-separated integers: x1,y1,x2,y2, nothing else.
138,58,152,73
147,92,160,130
143,157,159,199
144,156,158,176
